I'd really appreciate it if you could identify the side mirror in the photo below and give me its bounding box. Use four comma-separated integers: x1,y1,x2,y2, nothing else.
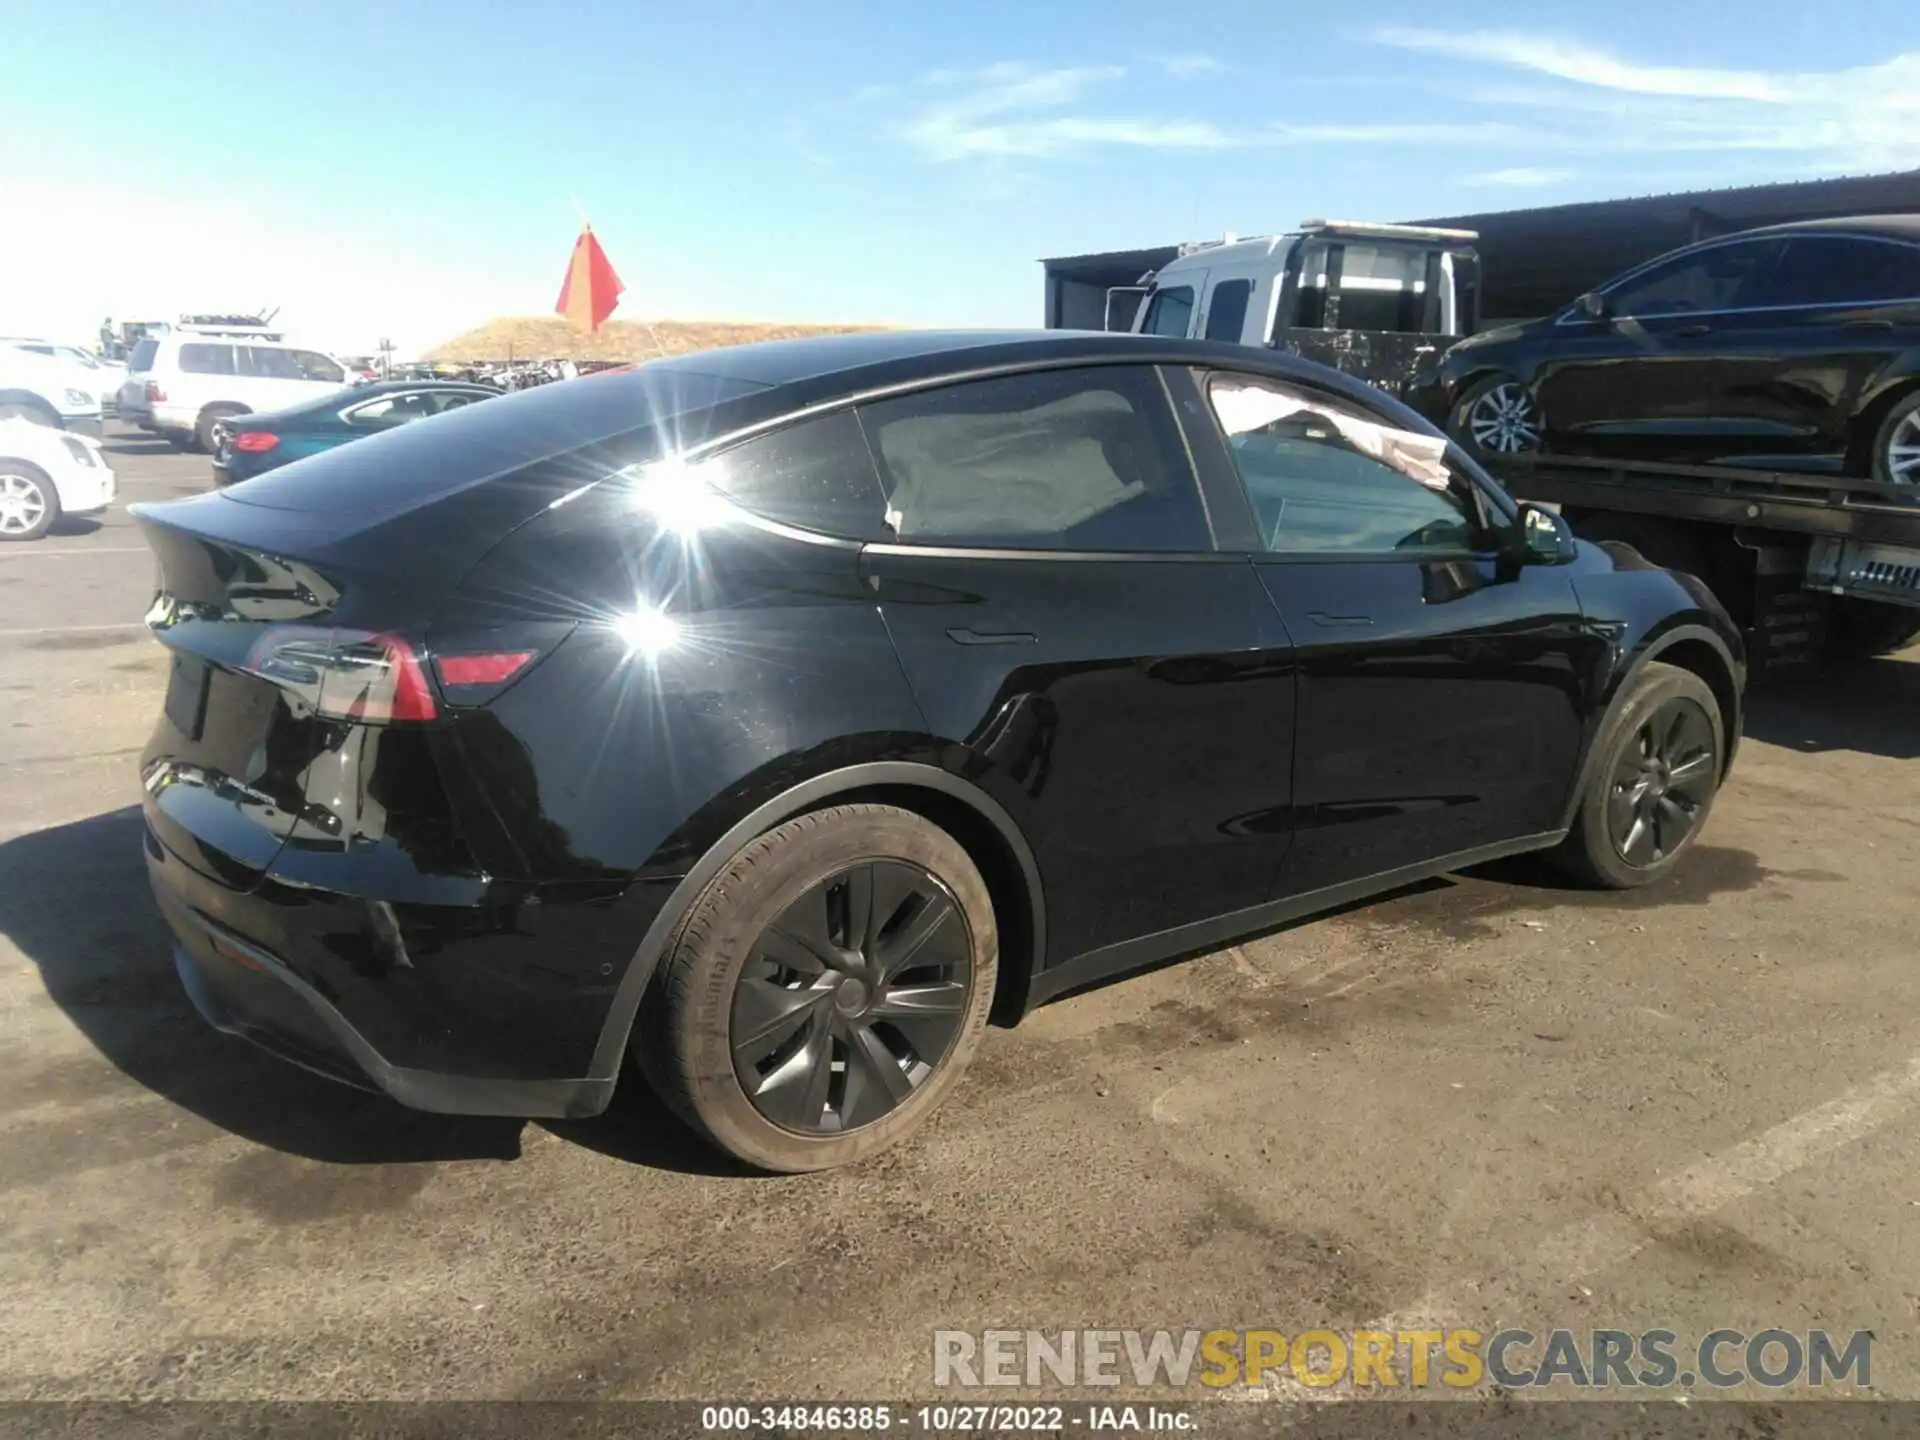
1575,291,1610,322
1516,502,1576,564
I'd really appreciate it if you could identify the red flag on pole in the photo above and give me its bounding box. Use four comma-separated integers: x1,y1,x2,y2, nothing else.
555,225,624,332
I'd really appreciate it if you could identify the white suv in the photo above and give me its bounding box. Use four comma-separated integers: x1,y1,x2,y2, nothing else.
119,328,350,451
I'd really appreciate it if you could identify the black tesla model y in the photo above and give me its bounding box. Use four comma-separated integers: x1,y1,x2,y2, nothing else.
133,331,1744,1171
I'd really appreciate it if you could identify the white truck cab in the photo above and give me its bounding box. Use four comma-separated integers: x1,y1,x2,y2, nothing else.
1122,220,1480,397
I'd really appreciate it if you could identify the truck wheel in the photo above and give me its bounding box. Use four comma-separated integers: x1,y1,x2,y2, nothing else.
1825,599,1920,662
1870,390,1920,485
196,405,246,455
1450,375,1543,459
638,803,996,1173
1552,662,1724,890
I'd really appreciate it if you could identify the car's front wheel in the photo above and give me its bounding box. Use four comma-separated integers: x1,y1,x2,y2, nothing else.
1553,662,1724,889
0,461,59,542
1451,375,1544,460
640,803,997,1172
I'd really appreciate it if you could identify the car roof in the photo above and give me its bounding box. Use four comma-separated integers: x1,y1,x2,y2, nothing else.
1721,213,1920,242
638,328,1405,412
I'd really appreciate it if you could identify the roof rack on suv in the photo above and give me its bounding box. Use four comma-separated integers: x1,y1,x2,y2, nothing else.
1297,219,1480,243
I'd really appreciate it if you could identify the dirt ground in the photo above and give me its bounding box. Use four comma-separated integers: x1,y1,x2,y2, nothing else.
1,425,1917,1418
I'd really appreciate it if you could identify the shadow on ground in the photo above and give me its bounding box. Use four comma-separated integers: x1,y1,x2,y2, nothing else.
1744,655,1920,760
1,807,516,1166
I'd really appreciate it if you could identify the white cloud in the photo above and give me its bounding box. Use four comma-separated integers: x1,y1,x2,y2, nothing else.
900,62,1530,161
1372,29,1920,170
1463,166,1576,187
1152,53,1226,78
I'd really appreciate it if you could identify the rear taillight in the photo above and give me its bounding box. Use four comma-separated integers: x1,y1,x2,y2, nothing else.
144,381,166,403
242,626,438,723
232,431,278,453
434,651,535,687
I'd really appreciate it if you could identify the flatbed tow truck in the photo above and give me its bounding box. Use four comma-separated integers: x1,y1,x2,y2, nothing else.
1484,453,1920,676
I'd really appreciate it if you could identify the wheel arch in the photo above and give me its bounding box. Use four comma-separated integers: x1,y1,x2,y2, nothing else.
585,760,1047,1085
0,390,60,424
1558,622,1743,833
1847,370,1920,475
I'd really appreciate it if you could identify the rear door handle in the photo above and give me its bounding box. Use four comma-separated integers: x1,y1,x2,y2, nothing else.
946,627,1038,646
1846,318,1895,330
1672,323,1713,337
1308,612,1374,628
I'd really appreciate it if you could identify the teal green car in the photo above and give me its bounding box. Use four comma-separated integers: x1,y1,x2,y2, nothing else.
211,380,501,484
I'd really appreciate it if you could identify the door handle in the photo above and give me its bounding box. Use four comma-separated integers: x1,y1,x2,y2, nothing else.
1845,318,1894,330
1308,612,1374,628
1671,324,1713,337
946,627,1039,646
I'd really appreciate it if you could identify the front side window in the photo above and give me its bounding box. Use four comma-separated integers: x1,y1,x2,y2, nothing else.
1208,373,1485,556
1140,285,1195,337
1603,240,1780,318
860,366,1211,553
1204,279,1254,342
178,343,236,376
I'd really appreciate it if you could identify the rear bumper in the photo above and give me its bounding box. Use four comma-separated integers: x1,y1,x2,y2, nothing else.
144,819,620,1119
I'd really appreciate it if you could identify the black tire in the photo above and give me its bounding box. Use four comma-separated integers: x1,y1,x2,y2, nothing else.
162,431,193,453
1869,388,1920,486
1551,662,1724,889
0,460,60,542
196,405,245,455
638,803,997,1172
1825,599,1920,662
1448,374,1543,461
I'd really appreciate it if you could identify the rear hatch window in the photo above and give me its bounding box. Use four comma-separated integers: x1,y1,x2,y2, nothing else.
128,338,159,372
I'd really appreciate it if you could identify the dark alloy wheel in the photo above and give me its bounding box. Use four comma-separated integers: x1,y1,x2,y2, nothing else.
1605,699,1715,868
731,859,973,1134
641,803,997,1172
1553,661,1724,889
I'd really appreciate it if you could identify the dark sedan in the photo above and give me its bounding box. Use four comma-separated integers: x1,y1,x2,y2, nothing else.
1412,216,1920,484
211,379,500,484
132,331,1743,1171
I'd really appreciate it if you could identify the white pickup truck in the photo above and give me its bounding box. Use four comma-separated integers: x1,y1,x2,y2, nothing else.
1116,219,1481,400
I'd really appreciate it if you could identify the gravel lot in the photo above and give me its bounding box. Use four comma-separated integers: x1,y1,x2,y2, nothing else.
2,425,1917,1409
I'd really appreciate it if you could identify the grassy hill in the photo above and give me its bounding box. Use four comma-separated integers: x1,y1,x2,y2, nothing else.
423,316,887,363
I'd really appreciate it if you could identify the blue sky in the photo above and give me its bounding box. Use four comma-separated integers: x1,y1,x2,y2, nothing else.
2,1,1915,354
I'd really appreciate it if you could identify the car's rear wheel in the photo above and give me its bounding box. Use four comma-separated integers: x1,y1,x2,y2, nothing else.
1451,375,1543,459
1870,390,1920,486
0,461,59,542
639,803,996,1172
1552,662,1723,889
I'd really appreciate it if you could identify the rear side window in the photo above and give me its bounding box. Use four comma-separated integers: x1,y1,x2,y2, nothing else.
129,339,159,371
700,408,889,540
243,346,346,383
1751,236,1920,308
859,366,1212,553
178,343,236,376
1204,280,1253,342
1140,286,1195,338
